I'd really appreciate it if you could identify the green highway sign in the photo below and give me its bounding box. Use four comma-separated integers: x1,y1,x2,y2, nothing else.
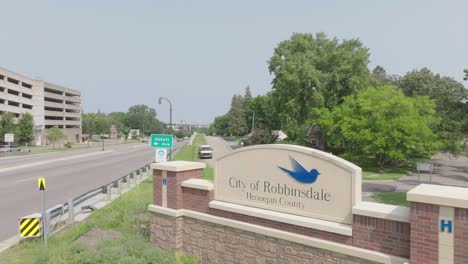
151,134,173,149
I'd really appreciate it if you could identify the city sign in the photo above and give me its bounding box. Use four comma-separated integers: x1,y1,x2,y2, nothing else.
214,144,362,224
151,134,173,149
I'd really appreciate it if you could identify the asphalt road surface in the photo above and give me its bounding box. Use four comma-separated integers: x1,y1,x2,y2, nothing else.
201,136,236,168
0,141,185,241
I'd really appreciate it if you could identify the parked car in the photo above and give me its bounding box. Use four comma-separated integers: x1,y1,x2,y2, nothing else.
198,144,213,159
141,137,148,143
0,145,21,153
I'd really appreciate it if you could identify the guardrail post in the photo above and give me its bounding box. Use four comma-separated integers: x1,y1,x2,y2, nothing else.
68,199,74,224
118,180,122,194
124,176,128,188
106,185,112,201
130,172,135,184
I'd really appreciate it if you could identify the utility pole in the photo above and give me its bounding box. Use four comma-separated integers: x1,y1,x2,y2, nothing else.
158,97,173,159
251,112,255,132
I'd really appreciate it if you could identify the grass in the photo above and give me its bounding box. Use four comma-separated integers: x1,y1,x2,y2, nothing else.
0,176,197,264
362,157,429,181
372,192,410,207
172,134,214,180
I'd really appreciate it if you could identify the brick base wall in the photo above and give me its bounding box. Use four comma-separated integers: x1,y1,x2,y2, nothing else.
181,188,411,259
455,208,468,264
353,215,410,258
183,188,213,213
150,211,379,264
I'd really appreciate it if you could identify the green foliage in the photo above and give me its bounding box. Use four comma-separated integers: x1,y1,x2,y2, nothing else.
228,95,248,136
371,65,400,86
316,86,439,166
372,192,409,207
16,113,34,144
47,128,66,148
124,105,164,136
268,32,372,140
399,68,467,111
245,92,279,131
82,113,97,137
212,114,230,136
399,68,468,153
0,112,16,143
464,69,468,81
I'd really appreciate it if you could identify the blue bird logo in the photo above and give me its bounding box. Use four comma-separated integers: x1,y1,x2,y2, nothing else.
278,156,320,184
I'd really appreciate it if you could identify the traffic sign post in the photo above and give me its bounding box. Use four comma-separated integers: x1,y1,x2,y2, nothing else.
155,149,167,163
4,133,14,143
150,134,173,149
151,134,173,160
4,133,14,155
38,178,47,250
19,213,42,237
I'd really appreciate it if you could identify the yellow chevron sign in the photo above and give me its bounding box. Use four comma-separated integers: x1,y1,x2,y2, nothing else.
19,217,41,237
38,178,46,191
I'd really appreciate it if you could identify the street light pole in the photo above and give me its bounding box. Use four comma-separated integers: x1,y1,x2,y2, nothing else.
159,97,173,159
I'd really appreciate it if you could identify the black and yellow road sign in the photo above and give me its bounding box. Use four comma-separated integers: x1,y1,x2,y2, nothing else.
19,217,41,237
38,178,46,191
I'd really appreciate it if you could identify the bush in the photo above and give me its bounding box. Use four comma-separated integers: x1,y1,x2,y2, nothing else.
64,142,73,148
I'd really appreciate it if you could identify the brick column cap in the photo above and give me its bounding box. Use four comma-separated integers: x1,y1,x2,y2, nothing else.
407,184,468,209
352,202,410,223
150,161,206,172
182,179,214,190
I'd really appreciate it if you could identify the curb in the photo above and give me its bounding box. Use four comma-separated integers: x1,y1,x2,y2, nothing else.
0,235,22,254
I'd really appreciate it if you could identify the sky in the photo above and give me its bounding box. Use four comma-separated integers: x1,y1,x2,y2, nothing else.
1,0,467,124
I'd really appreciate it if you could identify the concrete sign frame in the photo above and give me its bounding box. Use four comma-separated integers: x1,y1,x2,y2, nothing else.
214,144,362,224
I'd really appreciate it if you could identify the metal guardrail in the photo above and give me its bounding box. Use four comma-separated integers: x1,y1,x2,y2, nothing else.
34,143,183,237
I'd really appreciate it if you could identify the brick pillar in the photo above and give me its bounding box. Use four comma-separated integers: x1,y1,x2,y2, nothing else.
152,161,205,209
150,161,206,252
407,184,468,264
454,208,468,264
409,202,439,264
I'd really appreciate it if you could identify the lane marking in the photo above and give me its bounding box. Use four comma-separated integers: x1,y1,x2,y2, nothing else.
0,150,114,174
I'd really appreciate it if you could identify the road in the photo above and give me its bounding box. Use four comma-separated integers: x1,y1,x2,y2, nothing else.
0,141,185,241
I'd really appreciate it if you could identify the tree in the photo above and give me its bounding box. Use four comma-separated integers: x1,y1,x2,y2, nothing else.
108,112,128,137
245,92,280,131
0,112,16,143
82,113,97,140
212,114,230,136
47,128,66,148
400,68,467,110
124,105,161,136
94,113,110,135
399,68,468,153
316,86,439,166
268,32,372,140
464,69,468,81
17,113,34,145
371,65,399,86
228,95,247,136
243,86,252,108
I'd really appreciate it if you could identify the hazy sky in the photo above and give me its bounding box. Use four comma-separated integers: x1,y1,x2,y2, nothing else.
1,1,467,124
